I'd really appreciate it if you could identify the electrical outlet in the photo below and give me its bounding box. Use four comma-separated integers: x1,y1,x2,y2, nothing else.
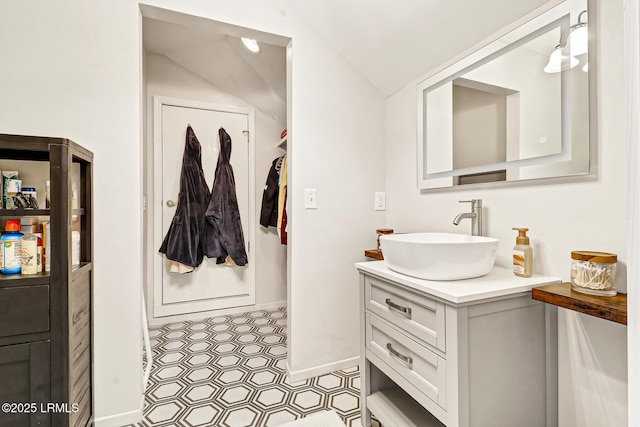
304,189,317,209
375,192,386,211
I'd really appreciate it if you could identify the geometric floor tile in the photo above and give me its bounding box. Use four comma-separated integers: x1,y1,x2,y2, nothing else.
133,307,367,427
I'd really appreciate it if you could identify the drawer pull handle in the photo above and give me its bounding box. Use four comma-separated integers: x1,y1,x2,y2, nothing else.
385,298,412,316
386,343,413,366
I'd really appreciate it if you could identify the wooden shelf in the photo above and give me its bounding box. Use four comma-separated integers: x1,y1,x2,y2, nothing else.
0,271,50,287
0,208,84,217
532,282,627,325
365,249,384,260
0,209,50,217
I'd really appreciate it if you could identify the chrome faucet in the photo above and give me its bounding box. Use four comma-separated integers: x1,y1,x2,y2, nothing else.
453,199,483,236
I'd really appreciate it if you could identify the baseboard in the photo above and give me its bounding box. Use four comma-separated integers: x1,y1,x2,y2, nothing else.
148,300,287,327
93,404,143,427
286,356,360,383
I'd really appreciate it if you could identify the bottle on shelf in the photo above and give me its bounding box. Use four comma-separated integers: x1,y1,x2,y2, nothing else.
1,219,23,274
21,233,38,275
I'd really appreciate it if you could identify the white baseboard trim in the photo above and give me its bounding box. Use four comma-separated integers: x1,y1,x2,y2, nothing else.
148,301,287,327
286,356,360,383
93,404,143,427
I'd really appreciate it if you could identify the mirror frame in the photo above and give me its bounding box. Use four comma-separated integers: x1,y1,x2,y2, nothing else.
416,0,597,190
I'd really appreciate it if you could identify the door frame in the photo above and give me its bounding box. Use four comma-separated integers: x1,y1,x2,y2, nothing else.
151,95,256,320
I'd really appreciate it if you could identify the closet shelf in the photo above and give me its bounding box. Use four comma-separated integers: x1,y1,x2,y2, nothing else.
532,282,627,325
277,136,287,150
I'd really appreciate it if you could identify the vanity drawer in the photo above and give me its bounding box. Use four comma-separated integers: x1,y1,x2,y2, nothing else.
366,313,447,410
365,275,446,352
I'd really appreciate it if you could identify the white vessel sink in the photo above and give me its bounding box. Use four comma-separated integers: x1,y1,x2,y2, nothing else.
379,232,499,281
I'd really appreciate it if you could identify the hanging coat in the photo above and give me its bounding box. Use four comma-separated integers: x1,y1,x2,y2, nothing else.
259,156,283,228
205,127,249,266
277,155,288,243
159,126,218,269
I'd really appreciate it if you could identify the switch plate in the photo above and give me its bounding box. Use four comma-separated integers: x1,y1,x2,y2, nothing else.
304,189,317,209
375,192,386,211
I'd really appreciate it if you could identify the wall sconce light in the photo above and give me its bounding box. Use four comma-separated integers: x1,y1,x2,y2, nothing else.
567,11,588,56
544,44,579,73
543,10,587,74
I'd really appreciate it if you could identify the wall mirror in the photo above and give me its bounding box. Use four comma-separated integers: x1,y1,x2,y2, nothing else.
417,0,595,190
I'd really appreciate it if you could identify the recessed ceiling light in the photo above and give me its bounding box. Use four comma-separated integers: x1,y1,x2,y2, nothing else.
241,37,260,53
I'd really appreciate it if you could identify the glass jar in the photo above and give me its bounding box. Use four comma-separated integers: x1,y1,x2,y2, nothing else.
570,251,617,296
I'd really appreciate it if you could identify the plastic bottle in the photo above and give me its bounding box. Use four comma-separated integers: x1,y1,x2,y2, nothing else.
21,233,38,275
36,235,43,272
1,219,24,274
512,227,533,277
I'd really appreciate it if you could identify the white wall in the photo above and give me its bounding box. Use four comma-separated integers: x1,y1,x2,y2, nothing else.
1,0,386,423
0,1,143,425
143,52,287,321
385,0,627,425
284,28,386,379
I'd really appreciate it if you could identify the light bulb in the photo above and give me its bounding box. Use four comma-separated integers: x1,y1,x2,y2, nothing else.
568,25,588,57
544,46,579,73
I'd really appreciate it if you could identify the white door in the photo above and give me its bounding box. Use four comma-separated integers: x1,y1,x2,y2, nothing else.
153,97,255,318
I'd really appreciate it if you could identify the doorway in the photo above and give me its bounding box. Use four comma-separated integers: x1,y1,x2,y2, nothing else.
141,5,290,325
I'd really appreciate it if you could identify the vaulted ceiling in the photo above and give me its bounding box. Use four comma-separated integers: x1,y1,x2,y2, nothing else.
286,0,550,96
143,17,287,124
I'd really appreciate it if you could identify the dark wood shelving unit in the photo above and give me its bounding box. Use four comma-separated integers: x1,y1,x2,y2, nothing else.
532,282,627,325
0,134,93,427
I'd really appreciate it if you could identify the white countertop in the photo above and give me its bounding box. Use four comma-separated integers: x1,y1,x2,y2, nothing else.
356,260,561,304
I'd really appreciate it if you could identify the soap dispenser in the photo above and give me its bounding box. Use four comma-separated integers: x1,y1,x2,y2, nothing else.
512,227,533,277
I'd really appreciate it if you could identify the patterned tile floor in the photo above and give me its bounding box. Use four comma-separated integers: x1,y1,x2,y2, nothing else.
134,307,368,427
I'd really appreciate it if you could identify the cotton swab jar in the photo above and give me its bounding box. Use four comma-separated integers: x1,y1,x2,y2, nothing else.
570,251,617,296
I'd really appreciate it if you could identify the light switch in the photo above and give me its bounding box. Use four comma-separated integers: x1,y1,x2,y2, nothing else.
304,189,317,209
375,192,386,211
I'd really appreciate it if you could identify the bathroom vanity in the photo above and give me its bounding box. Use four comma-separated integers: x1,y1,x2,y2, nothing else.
356,261,561,427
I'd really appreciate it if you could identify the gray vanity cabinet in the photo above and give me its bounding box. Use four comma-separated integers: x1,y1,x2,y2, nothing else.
357,261,560,427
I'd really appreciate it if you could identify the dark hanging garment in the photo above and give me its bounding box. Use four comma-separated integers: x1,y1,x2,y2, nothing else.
280,186,288,245
205,128,249,266
159,126,218,269
259,156,282,228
